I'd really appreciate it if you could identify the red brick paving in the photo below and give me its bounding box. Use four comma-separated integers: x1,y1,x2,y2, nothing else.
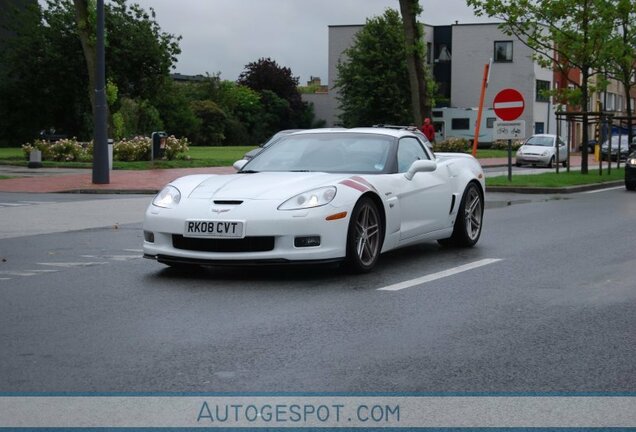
0,167,234,193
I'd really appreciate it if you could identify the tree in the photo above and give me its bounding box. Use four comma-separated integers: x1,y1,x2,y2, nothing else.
605,0,636,144
398,0,431,125
335,9,412,127
237,57,306,130
0,0,181,145
466,0,614,174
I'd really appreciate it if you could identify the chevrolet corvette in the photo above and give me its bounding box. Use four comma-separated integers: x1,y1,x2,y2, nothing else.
143,128,485,272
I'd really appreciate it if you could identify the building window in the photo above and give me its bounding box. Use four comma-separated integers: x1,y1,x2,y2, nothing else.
452,118,470,130
486,117,496,128
535,122,545,134
536,80,550,102
494,41,513,62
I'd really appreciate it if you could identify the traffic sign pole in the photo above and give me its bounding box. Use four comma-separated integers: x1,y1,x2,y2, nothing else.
493,88,525,182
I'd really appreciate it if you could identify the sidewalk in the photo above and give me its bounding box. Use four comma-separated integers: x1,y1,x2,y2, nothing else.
0,155,588,194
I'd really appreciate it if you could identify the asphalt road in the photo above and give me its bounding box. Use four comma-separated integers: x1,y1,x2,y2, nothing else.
0,188,634,393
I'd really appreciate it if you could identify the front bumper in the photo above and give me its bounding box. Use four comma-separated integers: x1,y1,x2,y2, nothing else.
142,198,351,265
515,154,552,166
626,164,636,183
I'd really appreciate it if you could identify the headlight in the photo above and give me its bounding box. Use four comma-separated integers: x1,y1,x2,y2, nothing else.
153,185,181,208
627,158,636,166
278,186,337,210
517,148,523,155
541,151,548,156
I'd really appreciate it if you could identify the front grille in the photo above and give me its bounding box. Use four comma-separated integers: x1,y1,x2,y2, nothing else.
172,235,275,253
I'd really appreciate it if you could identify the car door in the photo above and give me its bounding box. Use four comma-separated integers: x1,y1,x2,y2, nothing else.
394,137,453,240
557,137,567,161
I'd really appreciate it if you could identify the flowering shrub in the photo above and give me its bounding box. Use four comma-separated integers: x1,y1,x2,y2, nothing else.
113,136,151,162
23,135,190,163
22,139,53,160
433,137,470,153
22,138,88,162
491,139,524,151
163,135,190,160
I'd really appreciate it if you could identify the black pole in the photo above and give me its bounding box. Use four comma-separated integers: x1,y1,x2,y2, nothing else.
93,0,109,184
507,139,512,182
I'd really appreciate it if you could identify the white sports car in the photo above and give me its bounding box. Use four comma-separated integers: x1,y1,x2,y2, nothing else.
143,128,485,272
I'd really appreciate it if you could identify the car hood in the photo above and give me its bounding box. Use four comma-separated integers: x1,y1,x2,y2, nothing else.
187,172,351,200
520,145,554,153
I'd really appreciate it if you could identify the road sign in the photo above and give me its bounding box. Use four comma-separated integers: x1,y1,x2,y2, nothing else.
493,88,525,121
494,120,526,140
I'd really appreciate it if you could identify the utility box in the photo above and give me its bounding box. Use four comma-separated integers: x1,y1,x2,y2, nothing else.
151,131,168,160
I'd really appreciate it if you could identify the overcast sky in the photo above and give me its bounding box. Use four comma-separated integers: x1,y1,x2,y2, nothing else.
130,0,492,84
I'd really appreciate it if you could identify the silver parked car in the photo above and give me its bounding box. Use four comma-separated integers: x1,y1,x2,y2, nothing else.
515,134,568,168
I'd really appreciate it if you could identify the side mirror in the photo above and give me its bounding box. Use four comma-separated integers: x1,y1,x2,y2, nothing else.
233,159,248,171
404,159,437,180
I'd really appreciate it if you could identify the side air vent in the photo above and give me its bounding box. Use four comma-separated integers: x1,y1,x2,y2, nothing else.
449,195,456,214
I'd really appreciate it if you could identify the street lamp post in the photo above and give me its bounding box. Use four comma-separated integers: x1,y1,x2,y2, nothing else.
93,0,109,184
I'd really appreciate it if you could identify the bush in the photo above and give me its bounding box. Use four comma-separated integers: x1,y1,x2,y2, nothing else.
491,139,524,151
22,138,87,161
113,135,189,161
113,136,151,161
163,135,190,160
433,137,470,153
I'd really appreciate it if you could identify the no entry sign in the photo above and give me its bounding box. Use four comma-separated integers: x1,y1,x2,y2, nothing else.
493,88,525,121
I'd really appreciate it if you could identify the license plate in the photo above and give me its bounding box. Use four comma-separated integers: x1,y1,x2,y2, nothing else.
184,220,245,238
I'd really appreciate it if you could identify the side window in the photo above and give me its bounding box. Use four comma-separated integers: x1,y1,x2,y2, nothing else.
397,137,428,173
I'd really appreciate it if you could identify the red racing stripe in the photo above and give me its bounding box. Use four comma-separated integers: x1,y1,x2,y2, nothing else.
340,179,368,192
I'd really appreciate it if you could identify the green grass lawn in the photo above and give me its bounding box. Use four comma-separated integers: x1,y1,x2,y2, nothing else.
472,149,509,158
0,146,256,170
487,168,625,188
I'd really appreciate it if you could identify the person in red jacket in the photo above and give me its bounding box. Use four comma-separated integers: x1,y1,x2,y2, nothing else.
421,118,435,143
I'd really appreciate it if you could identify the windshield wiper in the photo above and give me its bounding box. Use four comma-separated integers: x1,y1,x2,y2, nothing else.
290,169,313,172
239,170,259,174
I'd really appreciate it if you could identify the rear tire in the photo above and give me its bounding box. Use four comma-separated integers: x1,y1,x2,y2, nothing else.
345,196,383,273
438,182,484,247
562,160,568,167
626,181,636,191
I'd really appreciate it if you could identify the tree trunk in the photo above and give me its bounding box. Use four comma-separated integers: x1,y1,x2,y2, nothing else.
399,0,426,126
73,0,96,116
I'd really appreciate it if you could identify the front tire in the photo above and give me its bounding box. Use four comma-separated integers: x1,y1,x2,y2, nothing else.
345,196,383,273
547,156,554,168
626,181,636,191
438,182,484,247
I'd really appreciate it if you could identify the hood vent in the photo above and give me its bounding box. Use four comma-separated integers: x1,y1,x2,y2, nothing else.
213,200,243,205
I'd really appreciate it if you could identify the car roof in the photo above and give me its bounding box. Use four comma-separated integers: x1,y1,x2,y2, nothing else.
290,127,415,139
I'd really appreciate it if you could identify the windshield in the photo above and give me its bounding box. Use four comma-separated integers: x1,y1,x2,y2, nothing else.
243,133,394,174
525,136,554,147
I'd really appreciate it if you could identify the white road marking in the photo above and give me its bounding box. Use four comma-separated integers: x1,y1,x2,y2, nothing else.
377,258,503,292
37,262,109,268
81,254,141,261
0,278,11,281
0,271,37,277
0,203,28,207
124,249,143,253
583,186,625,194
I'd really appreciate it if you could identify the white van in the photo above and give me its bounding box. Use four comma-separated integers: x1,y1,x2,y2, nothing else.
431,107,498,146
